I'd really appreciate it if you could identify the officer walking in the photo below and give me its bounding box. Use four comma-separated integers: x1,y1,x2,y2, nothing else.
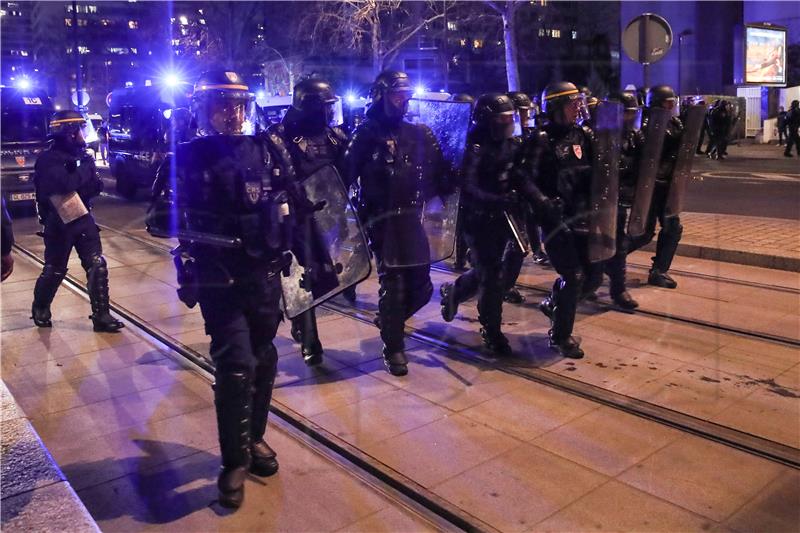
344,71,451,376
268,78,349,367
706,99,732,160
150,70,302,508
30,110,124,332
604,92,643,309
528,82,595,359
450,92,475,272
508,91,548,266
632,85,685,288
784,100,800,157
440,93,533,355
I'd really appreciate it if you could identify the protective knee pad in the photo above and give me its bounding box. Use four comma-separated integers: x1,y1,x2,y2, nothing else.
86,254,108,276
40,264,68,280
663,217,683,239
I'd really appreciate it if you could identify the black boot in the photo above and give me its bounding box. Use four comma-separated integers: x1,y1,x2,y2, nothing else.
440,282,458,322
611,290,639,311
291,310,324,366
250,363,279,478
548,331,584,359
382,346,408,376
214,371,253,509
503,287,525,304
86,256,124,332
648,268,677,289
31,265,66,327
480,328,512,356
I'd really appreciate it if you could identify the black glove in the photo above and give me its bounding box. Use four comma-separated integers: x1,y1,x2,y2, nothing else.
65,159,78,173
500,191,519,208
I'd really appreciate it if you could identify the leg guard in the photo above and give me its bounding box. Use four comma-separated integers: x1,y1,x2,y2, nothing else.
551,269,582,343
250,358,279,477
31,265,67,327
214,370,252,508
86,255,124,332
653,216,683,273
291,309,323,366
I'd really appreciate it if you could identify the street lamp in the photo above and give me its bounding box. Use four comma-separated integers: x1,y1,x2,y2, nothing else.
678,29,693,96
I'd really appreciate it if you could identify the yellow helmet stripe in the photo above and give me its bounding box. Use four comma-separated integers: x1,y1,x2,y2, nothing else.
544,88,579,100
49,118,86,125
196,84,249,91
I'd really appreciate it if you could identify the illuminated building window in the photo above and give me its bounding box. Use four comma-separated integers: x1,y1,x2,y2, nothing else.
100,19,111,26
20,50,28,56
65,17,72,26
0,10,6,16
77,18,87,27
130,47,137,54
171,39,180,46
78,46,90,54
459,38,467,47
128,20,138,29
179,15,188,25
107,47,129,54
572,30,577,39
447,21,457,31
538,28,545,37
199,19,205,25
88,5,96,13
552,29,560,38
473,39,483,49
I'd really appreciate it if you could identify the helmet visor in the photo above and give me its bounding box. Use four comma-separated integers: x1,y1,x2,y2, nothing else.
623,107,643,131
492,112,516,140
196,92,255,136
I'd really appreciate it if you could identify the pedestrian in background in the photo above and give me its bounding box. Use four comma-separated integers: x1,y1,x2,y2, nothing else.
97,120,110,164
1,197,14,281
783,101,799,157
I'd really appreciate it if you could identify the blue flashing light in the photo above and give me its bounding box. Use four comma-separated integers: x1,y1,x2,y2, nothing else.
15,78,31,90
345,92,357,105
414,85,427,96
163,108,173,120
256,90,266,100
125,81,134,88
164,73,181,88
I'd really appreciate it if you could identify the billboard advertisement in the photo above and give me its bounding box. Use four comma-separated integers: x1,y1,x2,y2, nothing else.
745,24,786,86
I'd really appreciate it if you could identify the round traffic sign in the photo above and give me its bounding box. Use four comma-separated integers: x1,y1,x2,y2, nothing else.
71,89,91,107
622,13,673,64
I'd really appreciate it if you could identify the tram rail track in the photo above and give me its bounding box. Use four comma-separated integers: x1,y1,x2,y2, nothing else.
431,264,800,349
12,241,492,533
72,222,800,469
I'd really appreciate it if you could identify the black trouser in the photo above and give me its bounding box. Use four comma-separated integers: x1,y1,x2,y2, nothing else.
42,214,103,273
629,182,682,273
34,214,103,309
540,222,591,342
604,206,632,297
197,264,282,377
452,216,509,336
785,129,800,156
778,126,786,145
375,260,432,354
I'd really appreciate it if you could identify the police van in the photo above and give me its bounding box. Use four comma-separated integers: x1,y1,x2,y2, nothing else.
1,86,54,211
107,85,189,199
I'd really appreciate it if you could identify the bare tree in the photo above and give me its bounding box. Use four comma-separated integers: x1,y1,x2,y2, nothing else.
483,0,527,91
305,0,454,75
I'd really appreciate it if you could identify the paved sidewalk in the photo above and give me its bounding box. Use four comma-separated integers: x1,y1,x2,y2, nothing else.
642,212,800,272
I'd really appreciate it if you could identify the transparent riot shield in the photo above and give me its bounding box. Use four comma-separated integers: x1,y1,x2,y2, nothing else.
664,104,705,219
588,101,623,263
627,107,669,238
381,99,471,268
281,164,371,319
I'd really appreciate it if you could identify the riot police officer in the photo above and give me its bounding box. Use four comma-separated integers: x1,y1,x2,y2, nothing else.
783,100,800,157
268,78,349,366
634,85,684,288
150,70,302,508
528,81,595,359
344,71,451,376
450,92,475,272
706,99,732,160
440,93,533,355
31,110,124,332
508,91,548,267
605,92,642,309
